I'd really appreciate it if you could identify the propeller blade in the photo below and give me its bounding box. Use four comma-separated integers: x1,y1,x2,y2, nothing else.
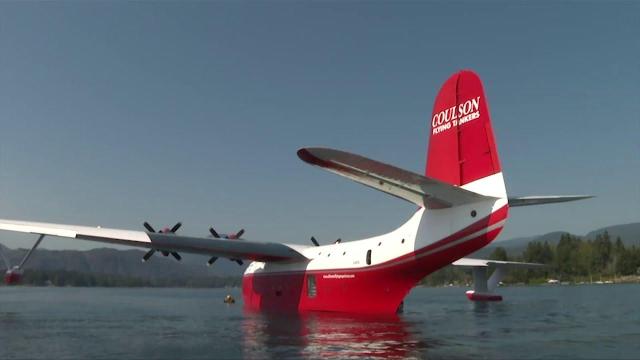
235,229,245,239
142,249,156,262
310,237,320,247
234,259,244,266
170,252,182,261
143,222,156,233
209,227,220,238
161,251,169,257
170,222,182,233
207,257,218,266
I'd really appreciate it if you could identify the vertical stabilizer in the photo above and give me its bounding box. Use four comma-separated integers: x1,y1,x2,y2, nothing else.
426,70,502,189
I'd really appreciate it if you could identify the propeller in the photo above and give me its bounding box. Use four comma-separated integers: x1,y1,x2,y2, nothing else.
207,226,245,266
143,222,156,233
142,249,156,261
209,227,220,238
142,222,182,262
310,236,320,246
167,222,182,233
233,229,245,239
209,227,245,240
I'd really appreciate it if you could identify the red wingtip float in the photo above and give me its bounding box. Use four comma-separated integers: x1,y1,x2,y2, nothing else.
0,70,591,312
4,268,23,285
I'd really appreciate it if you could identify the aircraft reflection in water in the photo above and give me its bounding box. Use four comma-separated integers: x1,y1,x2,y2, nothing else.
241,310,428,359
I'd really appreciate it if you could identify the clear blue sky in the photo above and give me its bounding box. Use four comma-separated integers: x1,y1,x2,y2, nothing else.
0,1,638,250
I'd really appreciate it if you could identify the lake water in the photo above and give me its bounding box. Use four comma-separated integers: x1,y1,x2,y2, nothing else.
0,285,638,359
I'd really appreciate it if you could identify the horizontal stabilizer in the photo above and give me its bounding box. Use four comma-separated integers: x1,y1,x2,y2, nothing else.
297,147,496,209
508,195,594,207
453,257,545,268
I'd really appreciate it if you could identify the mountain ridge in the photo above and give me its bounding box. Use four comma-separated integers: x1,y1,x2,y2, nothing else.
0,245,246,280
478,222,640,257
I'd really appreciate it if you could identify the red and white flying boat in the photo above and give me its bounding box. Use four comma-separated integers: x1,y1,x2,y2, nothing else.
0,70,591,314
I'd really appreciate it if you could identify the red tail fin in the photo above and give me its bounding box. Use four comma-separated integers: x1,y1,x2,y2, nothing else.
426,70,501,186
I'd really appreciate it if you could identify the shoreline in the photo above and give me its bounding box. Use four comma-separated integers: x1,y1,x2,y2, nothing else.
422,275,640,288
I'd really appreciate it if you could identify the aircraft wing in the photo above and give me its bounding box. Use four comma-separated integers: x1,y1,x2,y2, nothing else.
297,147,495,209
0,219,309,263
452,257,545,268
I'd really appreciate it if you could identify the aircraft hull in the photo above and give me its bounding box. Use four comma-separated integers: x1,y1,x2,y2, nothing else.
242,212,505,314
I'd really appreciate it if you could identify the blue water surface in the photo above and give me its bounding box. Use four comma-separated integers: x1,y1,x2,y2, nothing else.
0,285,638,359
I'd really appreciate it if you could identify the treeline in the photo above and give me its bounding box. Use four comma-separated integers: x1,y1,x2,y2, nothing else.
3,270,241,288
423,232,640,286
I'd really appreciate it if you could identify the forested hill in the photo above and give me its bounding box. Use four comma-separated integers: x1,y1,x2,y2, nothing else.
425,224,640,286
475,222,640,257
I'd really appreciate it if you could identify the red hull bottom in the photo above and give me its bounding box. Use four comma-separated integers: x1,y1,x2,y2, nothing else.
4,272,22,285
465,290,502,302
243,222,505,314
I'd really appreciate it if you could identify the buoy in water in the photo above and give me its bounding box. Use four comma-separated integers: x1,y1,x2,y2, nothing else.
224,294,236,304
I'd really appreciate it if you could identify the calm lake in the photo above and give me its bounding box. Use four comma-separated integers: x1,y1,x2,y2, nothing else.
0,284,638,359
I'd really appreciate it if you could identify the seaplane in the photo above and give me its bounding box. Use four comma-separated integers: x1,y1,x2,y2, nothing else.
0,70,591,314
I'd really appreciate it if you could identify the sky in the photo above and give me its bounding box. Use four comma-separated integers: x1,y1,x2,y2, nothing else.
0,1,638,251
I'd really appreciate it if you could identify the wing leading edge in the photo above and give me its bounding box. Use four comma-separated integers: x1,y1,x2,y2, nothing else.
0,219,309,263
297,147,495,209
